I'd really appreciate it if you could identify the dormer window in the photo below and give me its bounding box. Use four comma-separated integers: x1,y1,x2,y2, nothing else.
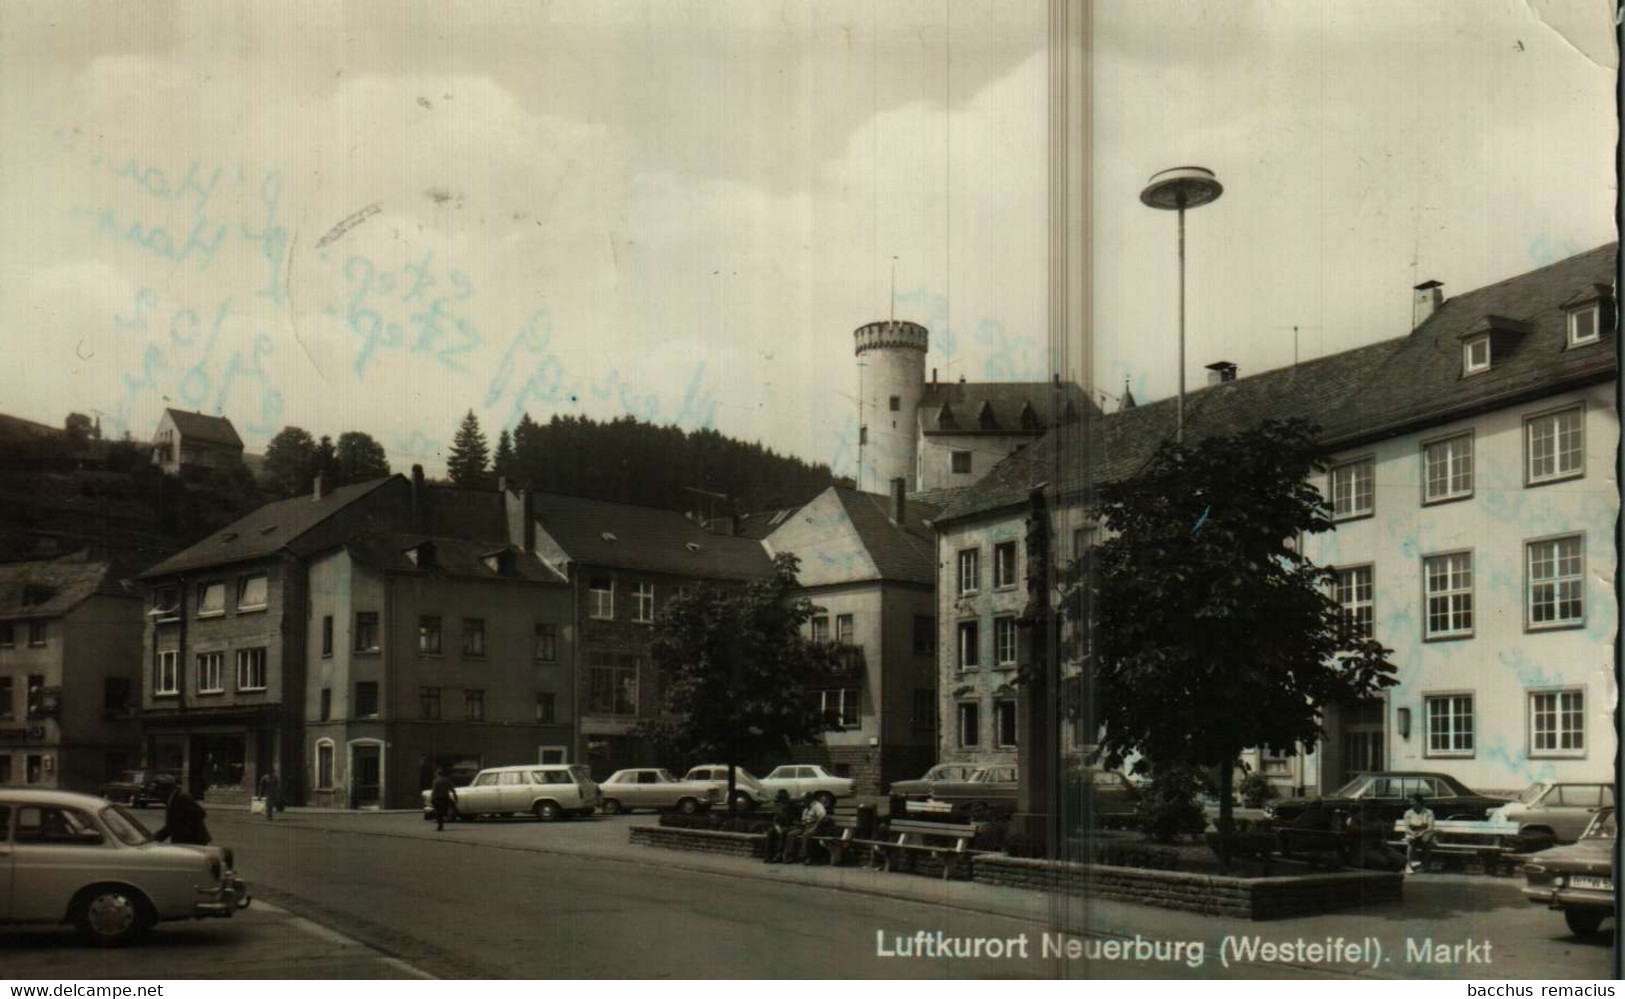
936,402,957,430
1568,304,1600,347
1561,284,1612,349
977,401,998,430
1463,335,1491,376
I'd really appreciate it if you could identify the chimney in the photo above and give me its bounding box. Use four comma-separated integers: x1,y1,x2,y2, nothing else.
890,477,906,525
312,472,325,501
1204,360,1237,386
1413,280,1443,329
411,464,426,530
931,367,938,386
958,373,966,384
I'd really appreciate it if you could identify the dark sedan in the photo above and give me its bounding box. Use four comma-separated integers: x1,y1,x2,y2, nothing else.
1522,807,1615,937
100,769,180,808
1266,771,1508,824
929,765,1018,818
888,764,979,800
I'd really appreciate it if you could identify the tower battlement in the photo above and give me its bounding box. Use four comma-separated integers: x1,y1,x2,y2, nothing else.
853,320,929,356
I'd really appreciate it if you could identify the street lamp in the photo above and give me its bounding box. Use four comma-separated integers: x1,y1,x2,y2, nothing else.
1140,166,1223,443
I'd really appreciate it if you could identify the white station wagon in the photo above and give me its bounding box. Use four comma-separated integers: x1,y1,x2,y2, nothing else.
421,764,600,822
0,789,249,945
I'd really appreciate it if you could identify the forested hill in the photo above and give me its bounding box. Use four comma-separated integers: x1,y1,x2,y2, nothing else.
502,414,837,514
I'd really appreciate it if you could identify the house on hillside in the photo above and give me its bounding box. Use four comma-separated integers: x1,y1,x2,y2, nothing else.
151,408,244,475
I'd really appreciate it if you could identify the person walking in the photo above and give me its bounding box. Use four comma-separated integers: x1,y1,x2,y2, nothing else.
430,768,457,831
257,769,282,822
1402,793,1437,873
155,783,211,846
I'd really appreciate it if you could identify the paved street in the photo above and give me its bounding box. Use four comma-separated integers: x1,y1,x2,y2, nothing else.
2,808,1611,979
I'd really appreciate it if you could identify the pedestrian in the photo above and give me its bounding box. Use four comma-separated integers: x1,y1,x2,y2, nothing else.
257,769,281,822
1401,792,1437,873
154,783,211,846
763,790,798,864
783,793,829,865
430,768,457,832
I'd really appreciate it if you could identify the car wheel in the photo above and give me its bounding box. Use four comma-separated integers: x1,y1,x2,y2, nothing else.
815,792,836,811
600,798,622,816
678,797,701,816
731,792,753,813
534,801,561,822
74,886,150,947
1565,908,1606,937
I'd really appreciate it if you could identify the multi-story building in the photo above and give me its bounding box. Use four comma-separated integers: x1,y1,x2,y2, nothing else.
0,553,144,790
150,408,245,476
303,532,575,808
760,481,941,792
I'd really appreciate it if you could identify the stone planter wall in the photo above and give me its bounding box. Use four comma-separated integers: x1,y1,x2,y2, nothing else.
974,856,1402,920
629,825,765,858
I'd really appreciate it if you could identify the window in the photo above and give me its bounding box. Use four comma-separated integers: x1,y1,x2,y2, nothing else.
1530,689,1584,757
1334,566,1374,638
15,805,97,844
993,541,1018,589
957,548,980,595
994,616,1018,667
951,451,973,475
835,614,854,645
236,648,267,691
589,655,638,715
1426,694,1474,756
534,623,558,662
859,426,868,445
462,618,486,658
419,615,442,654
588,577,614,620
316,741,334,790
354,612,380,652
1463,335,1490,375
820,688,859,729
1526,407,1584,484
319,688,331,721
1260,746,1295,776
354,681,379,718
632,582,654,624
810,614,829,643
465,689,485,721
25,755,43,784
153,587,180,619
237,574,268,610
1568,304,1600,346
154,650,179,696
912,616,936,656
1329,458,1374,520
1422,433,1473,503
321,616,333,657
27,621,46,648
1423,552,1473,639
912,688,935,734
957,620,980,670
994,700,1017,748
196,652,225,693
0,622,12,647
0,677,11,719
957,702,980,748
1528,536,1584,628
889,395,901,412
536,693,557,724
198,582,225,616
420,686,441,719
0,758,9,784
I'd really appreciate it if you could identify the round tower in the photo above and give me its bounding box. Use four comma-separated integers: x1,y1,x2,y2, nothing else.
853,319,928,492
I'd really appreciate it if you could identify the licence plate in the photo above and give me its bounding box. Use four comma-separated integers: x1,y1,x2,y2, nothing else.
1568,875,1613,891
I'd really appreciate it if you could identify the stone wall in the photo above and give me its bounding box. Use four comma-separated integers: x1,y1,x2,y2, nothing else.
629,825,765,858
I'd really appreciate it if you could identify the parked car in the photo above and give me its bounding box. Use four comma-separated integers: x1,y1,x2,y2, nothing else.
1265,771,1509,824
929,765,1019,818
888,764,980,800
0,788,248,945
100,769,181,809
597,769,722,815
1522,807,1615,937
420,764,599,822
1491,781,1615,851
758,764,856,807
681,766,772,811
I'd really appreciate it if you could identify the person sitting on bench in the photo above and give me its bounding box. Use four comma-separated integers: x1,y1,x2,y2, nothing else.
763,790,799,864
1401,793,1436,873
782,793,829,865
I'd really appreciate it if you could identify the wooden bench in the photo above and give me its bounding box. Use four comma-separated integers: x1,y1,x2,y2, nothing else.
862,818,984,880
1388,818,1523,874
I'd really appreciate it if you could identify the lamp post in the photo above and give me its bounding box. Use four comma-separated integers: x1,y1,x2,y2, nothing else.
1140,166,1223,443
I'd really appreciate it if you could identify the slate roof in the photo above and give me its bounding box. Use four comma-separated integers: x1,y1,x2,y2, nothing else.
343,532,565,584
918,380,1095,434
162,409,244,449
937,242,1619,525
139,477,399,578
0,556,133,619
526,492,774,581
828,486,941,585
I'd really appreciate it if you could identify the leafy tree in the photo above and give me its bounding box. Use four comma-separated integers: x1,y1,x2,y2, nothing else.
64,412,94,443
262,426,318,498
1077,419,1396,866
492,428,516,484
335,431,391,485
446,410,490,487
635,553,841,810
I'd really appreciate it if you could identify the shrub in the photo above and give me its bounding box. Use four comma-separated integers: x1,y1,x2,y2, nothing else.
1238,772,1278,809
1204,829,1276,864
657,812,773,835
1134,765,1209,843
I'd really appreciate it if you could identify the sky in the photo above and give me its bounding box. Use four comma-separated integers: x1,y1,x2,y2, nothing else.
0,1,1615,479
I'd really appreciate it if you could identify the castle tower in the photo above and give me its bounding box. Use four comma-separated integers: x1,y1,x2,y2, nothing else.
853,319,928,491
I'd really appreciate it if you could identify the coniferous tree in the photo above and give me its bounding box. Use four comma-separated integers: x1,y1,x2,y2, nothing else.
492,428,516,483
447,410,491,487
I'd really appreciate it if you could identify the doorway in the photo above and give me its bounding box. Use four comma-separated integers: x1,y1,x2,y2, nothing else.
1338,698,1386,787
351,744,381,808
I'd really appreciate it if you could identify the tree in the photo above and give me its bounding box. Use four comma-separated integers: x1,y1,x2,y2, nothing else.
446,410,490,487
262,426,318,498
312,435,338,488
64,412,93,444
335,431,391,485
1076,418,1396,866
492,428,516,484
635,553,841,810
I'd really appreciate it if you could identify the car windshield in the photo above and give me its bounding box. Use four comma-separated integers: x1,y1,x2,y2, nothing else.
1583,810,1616,840
1517,783,1550,805
101,806,153,846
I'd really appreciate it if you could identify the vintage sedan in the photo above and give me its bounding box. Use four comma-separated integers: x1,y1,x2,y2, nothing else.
1491,781,1615,851
928,765,1019,819
0,788,248,945
888,764,980,801
758,764,855,807
1266,771,1509,824
681,766,772,811
1522,807,1615,937
421,764,599,822
597,769,722,815
100,769,181,809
